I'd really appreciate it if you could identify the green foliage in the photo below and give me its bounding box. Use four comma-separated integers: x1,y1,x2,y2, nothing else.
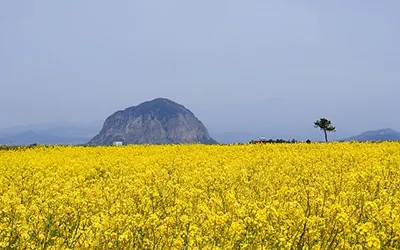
314,118,336,142
314,118,336,132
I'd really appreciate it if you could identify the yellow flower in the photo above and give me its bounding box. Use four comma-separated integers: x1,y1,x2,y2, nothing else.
366,235,381,249
110,232,117,239
0,142,399,248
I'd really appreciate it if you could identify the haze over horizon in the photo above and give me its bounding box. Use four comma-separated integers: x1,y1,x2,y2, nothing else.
1,1,399,141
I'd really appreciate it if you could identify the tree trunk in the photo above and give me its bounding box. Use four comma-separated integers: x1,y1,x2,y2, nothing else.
324,130,328,142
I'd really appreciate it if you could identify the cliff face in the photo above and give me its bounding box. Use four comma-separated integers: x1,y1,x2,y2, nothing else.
88,98,217,145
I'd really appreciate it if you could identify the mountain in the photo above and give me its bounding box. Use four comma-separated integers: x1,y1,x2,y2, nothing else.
89,98,217,145
342,128,400,142
0,121,102,137
0,121,70,137
0,121,102,145
0,131,88,145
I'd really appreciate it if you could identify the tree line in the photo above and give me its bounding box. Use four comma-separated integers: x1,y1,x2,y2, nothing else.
250,118,336,144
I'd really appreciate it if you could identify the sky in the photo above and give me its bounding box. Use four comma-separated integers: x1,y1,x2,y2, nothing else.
1,1,399,140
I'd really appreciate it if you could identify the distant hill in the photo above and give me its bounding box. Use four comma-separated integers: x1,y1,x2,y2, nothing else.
0,121,102,145
89,98,217,145
0,131,89,145
342,128,400,142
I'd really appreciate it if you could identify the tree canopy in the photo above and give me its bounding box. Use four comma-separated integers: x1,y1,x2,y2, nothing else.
314,118,336,142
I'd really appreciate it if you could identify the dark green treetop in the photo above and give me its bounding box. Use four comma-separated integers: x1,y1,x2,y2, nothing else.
314,118,336,142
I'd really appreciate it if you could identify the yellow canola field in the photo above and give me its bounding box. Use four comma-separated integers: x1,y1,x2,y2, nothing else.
1,143,400,249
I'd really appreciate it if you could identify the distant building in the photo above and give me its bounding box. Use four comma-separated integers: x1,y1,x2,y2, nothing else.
113,141,123,146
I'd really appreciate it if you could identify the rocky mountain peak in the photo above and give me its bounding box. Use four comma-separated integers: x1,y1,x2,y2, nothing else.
89,98,217,145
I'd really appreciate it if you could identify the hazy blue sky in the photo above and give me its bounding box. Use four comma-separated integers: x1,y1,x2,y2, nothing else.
1,1,399,140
